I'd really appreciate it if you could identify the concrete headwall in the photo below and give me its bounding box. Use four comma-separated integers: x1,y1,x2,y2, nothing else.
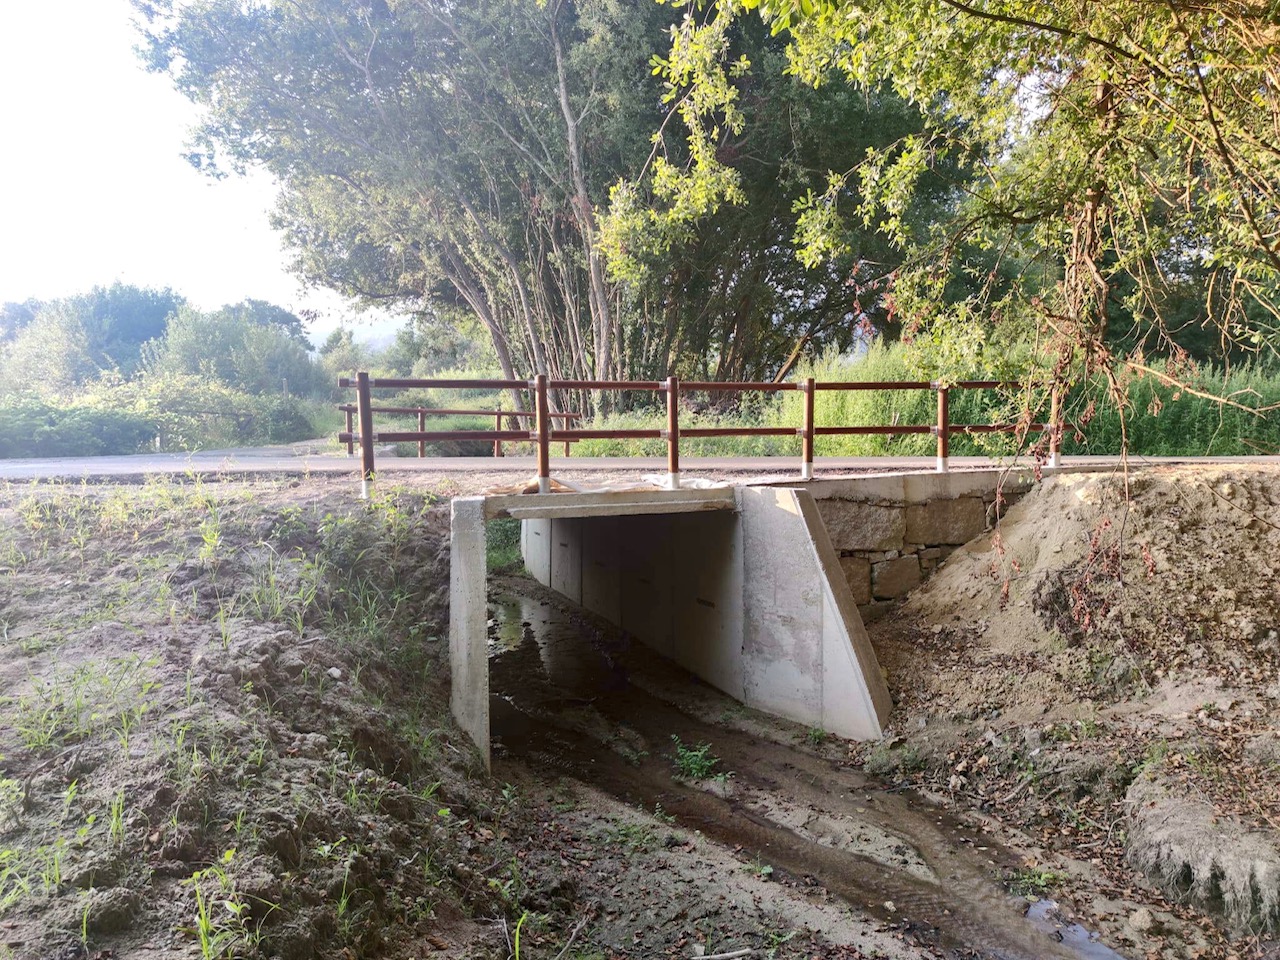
521,487,892,739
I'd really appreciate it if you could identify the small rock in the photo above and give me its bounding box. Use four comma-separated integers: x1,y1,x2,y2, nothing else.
884,900,896,912
327,667,343,681
1127,907,1155,933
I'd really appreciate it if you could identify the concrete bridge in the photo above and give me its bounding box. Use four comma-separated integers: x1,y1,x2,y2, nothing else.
450,465,1051,767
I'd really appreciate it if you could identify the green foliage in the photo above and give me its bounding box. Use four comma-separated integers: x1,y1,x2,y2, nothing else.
80,374,320,450
624,0,1280,397
0,395,154,458
1063,362,1280,457
0,284,186,391
1008,867,1068,898
670,736,720,780
142,305,322,396
486,518,524,574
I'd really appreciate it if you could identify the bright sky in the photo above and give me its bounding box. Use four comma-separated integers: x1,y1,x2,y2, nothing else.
0,0,395,345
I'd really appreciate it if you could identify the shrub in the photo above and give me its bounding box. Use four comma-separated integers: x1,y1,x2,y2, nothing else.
0,395,154,458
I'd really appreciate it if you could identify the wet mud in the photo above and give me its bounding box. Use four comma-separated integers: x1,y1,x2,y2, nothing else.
486,580,1127,960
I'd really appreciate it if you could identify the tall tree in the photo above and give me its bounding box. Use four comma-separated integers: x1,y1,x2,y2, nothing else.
631,0,1280,386
135,0,949,406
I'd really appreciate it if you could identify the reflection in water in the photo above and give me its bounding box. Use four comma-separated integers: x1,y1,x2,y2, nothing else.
487,582,1126,960
1026,901,1126,960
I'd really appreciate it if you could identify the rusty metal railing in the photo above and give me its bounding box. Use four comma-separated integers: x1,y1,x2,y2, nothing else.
338,373,1062,496
336,403,581,459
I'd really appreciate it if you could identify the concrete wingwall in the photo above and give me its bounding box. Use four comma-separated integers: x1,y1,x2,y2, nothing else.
521,487,892,740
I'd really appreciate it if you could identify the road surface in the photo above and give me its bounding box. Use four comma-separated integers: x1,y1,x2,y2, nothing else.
0,446,1271,483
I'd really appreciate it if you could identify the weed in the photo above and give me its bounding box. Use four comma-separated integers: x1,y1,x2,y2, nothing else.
763,928,796,958
670,736,720,780
198,507,222,564
1008,866,1068,897
513,911,531,960
0,847,32,914
805,726,829,747
181,849,262,959
14,656,161,752
605,821,654,853
748,853,774,879
863,743,924,779
109,789,125,847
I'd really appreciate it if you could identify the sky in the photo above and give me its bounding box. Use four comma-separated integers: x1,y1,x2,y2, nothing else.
0,0,397,346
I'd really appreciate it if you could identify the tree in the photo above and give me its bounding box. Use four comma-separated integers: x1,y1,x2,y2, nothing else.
134,0,950,408
633,0,1280,388
603,28,963,383
0,304,100,395
143,305,321,395
220,299,311,344
0,300,40,342
135,0,679,405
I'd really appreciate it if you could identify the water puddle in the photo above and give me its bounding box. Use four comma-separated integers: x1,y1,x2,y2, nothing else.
487,579,1126,960
1026,901,1127,960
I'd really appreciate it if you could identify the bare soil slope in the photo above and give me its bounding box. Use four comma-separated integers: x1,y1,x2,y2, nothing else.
864,465,1280,958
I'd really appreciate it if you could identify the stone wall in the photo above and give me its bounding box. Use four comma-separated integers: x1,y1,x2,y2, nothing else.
816,485,1026,620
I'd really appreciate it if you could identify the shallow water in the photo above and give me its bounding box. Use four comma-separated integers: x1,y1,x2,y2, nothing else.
487,581,1128,960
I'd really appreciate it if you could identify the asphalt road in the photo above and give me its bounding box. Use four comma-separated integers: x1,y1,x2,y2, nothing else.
0,446,1272,482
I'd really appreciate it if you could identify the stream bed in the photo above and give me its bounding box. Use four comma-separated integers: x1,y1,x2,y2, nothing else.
486,578,1127,960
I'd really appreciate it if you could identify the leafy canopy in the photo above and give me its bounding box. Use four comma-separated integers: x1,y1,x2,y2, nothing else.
626,0,1280,383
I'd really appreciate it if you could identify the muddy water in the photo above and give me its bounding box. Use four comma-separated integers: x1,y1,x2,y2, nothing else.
487,583,1126,960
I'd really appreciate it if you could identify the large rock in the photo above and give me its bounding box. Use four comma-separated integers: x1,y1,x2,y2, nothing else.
839,556,872,605
817,500,905,551
904,497,985,545
872,555,921,599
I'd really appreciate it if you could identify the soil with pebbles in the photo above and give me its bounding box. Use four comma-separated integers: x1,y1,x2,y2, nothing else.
862,465,1280,959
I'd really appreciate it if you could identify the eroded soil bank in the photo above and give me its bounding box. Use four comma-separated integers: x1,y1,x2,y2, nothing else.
860,465,1280,959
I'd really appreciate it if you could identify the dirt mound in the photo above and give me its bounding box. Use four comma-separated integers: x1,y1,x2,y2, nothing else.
908,465,1280,690
864,465,1280,954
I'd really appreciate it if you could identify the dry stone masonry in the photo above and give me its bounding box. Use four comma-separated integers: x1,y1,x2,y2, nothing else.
816,484,1027,620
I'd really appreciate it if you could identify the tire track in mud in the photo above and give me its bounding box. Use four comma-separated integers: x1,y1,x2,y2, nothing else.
487,586,1125,960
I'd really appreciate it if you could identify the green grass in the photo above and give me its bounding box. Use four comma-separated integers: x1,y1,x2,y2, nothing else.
486,518,524,573
570,344,1280,459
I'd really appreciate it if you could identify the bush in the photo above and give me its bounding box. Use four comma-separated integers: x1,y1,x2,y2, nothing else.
80,374,323,451
0,395,154,458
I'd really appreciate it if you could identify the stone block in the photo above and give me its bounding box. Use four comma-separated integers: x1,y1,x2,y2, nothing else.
872,555,921,599
904,497,986,545
839,556,871,605
817,500,905,552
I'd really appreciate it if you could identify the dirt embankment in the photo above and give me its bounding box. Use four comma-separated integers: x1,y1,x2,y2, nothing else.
863,465,1280,959
0,474,946,960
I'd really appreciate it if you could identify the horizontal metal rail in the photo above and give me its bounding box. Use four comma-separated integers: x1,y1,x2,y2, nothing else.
336,404,580,419
339,371,1063,495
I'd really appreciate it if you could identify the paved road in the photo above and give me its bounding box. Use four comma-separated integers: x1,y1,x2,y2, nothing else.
0,447,1272,482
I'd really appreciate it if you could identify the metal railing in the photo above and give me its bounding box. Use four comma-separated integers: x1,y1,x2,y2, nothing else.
338,373,1062,495
336,403,581,459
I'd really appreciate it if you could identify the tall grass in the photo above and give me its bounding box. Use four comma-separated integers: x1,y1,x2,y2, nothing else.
1066,362,1280,456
